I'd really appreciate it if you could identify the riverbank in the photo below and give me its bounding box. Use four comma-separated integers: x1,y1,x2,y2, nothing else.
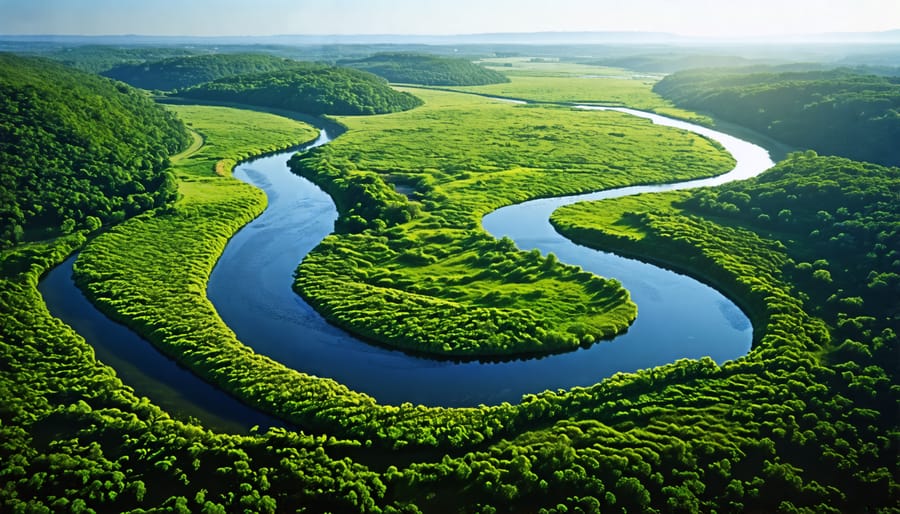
288,87,734,357
47,89,756,446
64,105,320,429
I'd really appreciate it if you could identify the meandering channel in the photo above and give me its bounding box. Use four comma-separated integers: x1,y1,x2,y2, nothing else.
41,102,774,427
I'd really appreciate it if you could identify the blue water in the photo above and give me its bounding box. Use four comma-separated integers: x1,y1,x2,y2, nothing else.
40,104,774,421
206,107,772,407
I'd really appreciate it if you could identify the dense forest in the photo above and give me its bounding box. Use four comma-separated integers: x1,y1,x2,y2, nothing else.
342,53,510,85
1,47,898,512
43,45,202,73
102,53,301,91
682,152,899,354
550,153,898,512
179,63,423,115
654,68,900,166
0,53,190,247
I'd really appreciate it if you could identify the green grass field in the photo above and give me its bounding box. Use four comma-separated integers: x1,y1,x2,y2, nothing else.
291,87,734,356
443,62,708,124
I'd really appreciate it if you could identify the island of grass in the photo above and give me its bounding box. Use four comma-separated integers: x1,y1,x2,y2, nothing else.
178,63,423,115
289,87,735,357
341,52,510,86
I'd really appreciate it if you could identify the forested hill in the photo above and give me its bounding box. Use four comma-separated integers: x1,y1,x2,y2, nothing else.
683,152,900,352
0,53,190,247
341,53,510,85
101,53,300,91
179,63,423,115
653,68,900,167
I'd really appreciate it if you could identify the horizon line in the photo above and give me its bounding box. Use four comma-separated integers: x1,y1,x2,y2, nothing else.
1,28,899,41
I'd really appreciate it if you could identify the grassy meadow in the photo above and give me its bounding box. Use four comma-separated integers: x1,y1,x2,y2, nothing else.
291,87,734,356
445,58,708,123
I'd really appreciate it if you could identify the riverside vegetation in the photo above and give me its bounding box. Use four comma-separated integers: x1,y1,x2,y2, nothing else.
550,152,898,512
2,53,898,512
289,87,733,356
654,67,900,167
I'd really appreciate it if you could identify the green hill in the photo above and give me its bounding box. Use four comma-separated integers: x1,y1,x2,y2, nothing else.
342,52,510,85
0,53,190,247
101,53,300,91
179,63,423,115
654,68,900,166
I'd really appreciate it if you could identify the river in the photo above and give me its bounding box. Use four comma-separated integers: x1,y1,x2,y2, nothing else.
40,102,774,428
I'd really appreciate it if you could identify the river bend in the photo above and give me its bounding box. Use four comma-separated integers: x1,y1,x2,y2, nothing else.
41,103,774,424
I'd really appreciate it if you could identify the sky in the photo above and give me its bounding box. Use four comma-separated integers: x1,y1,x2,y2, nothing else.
0,0,896,38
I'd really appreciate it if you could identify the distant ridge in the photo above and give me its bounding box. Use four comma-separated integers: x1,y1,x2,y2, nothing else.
2,30,898,46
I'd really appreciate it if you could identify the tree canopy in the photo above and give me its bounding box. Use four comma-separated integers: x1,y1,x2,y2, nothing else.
683,152,899,347
342,52,510,86
654,68,900,166
0,53,190,247
179,63,423,115
101,53,303,91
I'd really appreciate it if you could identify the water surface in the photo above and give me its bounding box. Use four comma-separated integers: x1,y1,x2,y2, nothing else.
207,107,772,407
41,104,774,416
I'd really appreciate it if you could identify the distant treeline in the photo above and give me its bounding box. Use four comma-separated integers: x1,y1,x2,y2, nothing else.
654,68,900,166
341,52,510,85
579,54,761,73
0,53,190,247
102,53,301,91
179,63,423,115
43,45,201,73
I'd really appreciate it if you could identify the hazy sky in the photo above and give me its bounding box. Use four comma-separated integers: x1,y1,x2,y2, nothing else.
0,0,896,38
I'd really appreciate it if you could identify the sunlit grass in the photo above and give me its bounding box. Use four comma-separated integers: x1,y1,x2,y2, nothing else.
444,70,709,124
291,87,733,356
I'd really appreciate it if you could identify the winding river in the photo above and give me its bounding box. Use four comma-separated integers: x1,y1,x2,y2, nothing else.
40,102,774,428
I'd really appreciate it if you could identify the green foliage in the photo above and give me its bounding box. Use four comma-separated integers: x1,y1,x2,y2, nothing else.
342,52,510,86
5,72,897,513
289,87,733,356
179,63,423,115
69,104,523,450
549,154,898,513
681,153,900,361
654,68,900,166
0,237,396,513
42,45,202,73
102,53,302,91
0,53,190,247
